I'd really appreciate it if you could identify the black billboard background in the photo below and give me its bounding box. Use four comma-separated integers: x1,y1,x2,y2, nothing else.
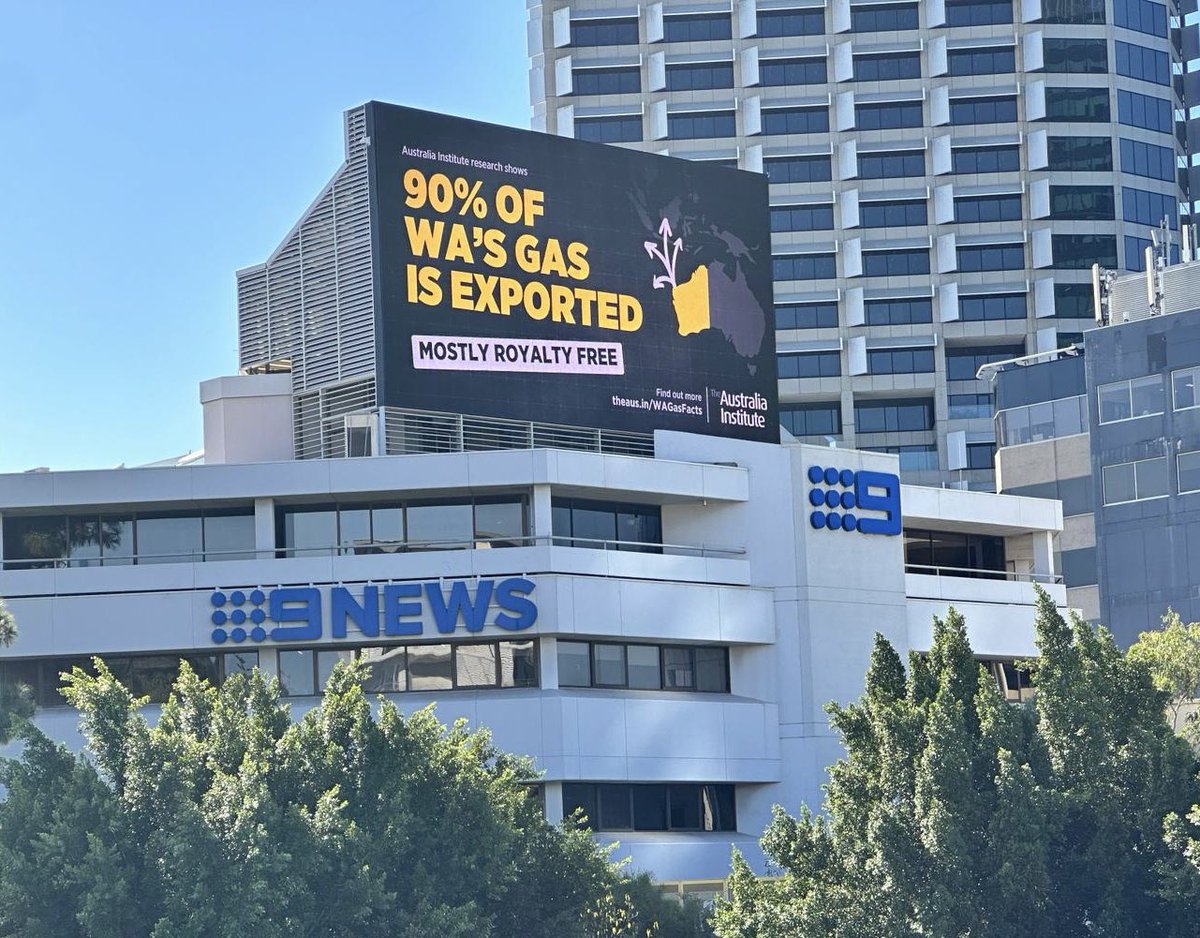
368,102,778,443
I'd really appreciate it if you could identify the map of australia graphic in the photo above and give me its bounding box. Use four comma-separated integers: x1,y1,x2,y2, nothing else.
645,218,766,363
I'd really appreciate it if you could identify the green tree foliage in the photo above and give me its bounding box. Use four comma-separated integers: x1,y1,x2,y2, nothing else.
712,587,1200,938
1128,609,1200,744
0,598,32,742
0,659,711,937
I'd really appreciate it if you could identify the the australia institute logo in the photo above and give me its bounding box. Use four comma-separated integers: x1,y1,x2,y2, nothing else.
806,465,902,536
208,577,537,645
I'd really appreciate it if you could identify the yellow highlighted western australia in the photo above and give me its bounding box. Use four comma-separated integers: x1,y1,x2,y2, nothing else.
672,266,711,336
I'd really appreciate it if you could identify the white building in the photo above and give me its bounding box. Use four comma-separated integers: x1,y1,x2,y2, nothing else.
0,386,1063,891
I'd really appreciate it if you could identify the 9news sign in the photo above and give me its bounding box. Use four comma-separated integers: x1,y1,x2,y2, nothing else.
806,465,901,536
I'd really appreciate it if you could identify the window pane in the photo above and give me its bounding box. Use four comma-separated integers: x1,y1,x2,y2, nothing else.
599,785,633,830
1098,382,1132,422
2,515,66,569
558,641,592,687
317,650,354,692
222,651,259,682
280,509,336,558
500,641,538,688
702,785,737,831
101,517,135,566
278,650,316,697
455,644,498,687
203,512,255,561
1102,463,1137,504
1136,457,1169,499
1175,368,1199,409
474,500,524,547
67,517,102,567
669,784,703,830
407,644,453,690
571,504,618,545
360,646,407,693
632,784,669,830
593,643,627,686
406,502,473,549
336,508,371,555
137,514,203,564
563,783,597,827
695,648,728,692
663,647,695,689
627,645,661,689
1130,375,1164,416
371,506,405,549
1179,452,1200,494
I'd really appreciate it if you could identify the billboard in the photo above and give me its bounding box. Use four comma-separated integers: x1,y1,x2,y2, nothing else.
367,102,778,443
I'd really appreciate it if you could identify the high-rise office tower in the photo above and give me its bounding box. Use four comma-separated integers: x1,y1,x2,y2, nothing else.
527,0,1184,489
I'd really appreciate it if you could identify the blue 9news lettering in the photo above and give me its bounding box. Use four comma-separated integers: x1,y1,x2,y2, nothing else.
854,470,902,536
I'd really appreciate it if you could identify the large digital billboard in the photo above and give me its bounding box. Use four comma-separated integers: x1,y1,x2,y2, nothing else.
367,102,777,443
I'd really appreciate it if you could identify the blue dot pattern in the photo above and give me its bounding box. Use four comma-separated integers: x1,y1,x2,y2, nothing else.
808,465,859,532
210,589,270,643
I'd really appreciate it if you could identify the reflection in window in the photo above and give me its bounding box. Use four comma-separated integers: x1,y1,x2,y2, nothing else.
570,17,638,47
564,783,736,832
1102,457,1169,504
1173,367,1200,410
1097,375,1164,423
781,403,842,437
905,528,1007,576
1178,452,1200,495
408,644,453,691
952,145,1019,174
996,396,1087,445
855,399,935,433
556,641,729,693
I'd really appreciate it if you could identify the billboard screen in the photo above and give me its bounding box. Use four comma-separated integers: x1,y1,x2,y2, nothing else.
367,102,778,443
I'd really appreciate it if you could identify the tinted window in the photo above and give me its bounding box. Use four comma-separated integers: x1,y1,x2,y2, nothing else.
952,145,1019,173
1042,37,1108,72
761,56,826,85
781,403,843,436
1044,87,1110,122
758,9,825,35
1047,136,1112,171
851,2,918,30
1049,185,1115,220
573,66,640,95
857,101,923,130
775,303,839,329
663,13,732,41
865,297,933,325
763,155,832,183
1052,234,1118,268
948,46,1015,75
571,17,638,46
575,115,642,143
667,110,736,140
762,107,829,135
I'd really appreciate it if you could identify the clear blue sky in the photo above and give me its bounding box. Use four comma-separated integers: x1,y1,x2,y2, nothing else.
0,1,529,472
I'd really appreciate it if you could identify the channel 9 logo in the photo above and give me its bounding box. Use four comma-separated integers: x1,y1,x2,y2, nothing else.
806,465,902,536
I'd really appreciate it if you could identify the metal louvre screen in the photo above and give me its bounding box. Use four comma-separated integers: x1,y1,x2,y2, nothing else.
293,376,377,460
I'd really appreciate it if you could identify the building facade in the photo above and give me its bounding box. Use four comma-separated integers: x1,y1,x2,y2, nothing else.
527,0,1185,490
993,258,1200,644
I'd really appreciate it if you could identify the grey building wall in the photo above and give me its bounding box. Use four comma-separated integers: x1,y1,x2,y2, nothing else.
528,0,1185,491
1087,307,1200,645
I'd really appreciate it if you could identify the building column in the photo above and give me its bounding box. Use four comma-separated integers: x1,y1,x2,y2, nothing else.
543,781,564,825
1032,530,1055,581
539,637,559,689
254,497,275,560
531,483,553,546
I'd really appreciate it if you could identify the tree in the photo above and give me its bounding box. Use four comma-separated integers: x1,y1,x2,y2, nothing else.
0,598,32,742
713,588,1200,938
1128,609,1200,744
0,658,709,937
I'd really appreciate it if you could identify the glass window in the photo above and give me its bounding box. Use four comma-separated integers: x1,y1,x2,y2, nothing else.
762,106,828,135
864,445,939,472
455,644,498,687
949,393,994,420
1044,87,1110,122
663,12,732,41
952,145,1019,174
850,1,918,31
407,644,453,690
278,649,316,697
763,155,832,184
957,243,1025,272
627,645,661,689
1131,375,1165,416
2,515,67,569
862,249,930,276
665,62,734,91
632,784,669,830
864,297,932,325
203,511,255,561
858,150,925,178
360,646,407,693
856,101,923,130
474,500,525,547
670,784,703,830
1173,366,1200,410
777,351,842,378
406,501,473,549
663,647,695,689
771,203,835,232
1055,282,1095,318
966,442,995,470
695,648,728,692
337,507,371,555
855,52,921,81
775,303,839,329
955,194,1023,223
1103,457,1169,503
758,9,825,35
138,513,204,563
960,293,1026,321
573,66,640,96
371,506,404,547
1114,40,1170,86
1114,0,1168,35
951,96,1017,125
667,110,736,140
571,17,638,46
222,651,259,682
946,344,1024,380
316,649,353,691
575,115,642,143
773,254,837,281
761,56,826,85
780,403,842,437
948,45,1015,75
1117,89,1173,134
563,783,598,827
557,641,592,687
1098,381,1133,422
860,199,927,227
1041,0,1105,22
1179,452,1200,494
600,785,633,830
1048,136,1112,172
1042,37,1108,72
1125,236,1181,271
1049,185,1115,220
1122,186,1178,228
868,347,935,374
855,398,936,432
1052,234,1118,269
946,0,1013,25
1120,138,1176,182
500,640,538,688
593,644,627,686
1137,457,1169,499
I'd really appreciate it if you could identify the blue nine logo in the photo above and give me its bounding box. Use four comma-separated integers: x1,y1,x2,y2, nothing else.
806,465,902,536
209,577,537,645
